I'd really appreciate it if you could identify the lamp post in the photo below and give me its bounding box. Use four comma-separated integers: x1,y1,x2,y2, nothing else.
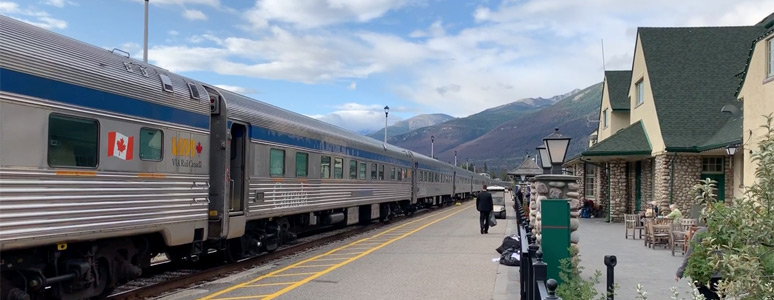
431,135,434,159
536,145,551,174
543,127,571,175
383,106,389,144
454,151,457,166
143,0,149,62
466,158,469,171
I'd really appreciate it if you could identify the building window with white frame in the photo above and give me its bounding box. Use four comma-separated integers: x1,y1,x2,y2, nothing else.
585,164,596,199
636,79,644,106
768,37,774,78
603,108,609,128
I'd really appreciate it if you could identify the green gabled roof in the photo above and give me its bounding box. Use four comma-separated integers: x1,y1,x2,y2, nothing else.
638,26,765,150
582,121,651,156
698,116,743,151
507,156,543,176
605,70,632,110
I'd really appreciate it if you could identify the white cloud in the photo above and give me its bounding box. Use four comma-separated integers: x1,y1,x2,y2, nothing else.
183,9,207,21
45,0,76,8
409,19,445,38
348,81,357,90
214,84,258,94
1,1,68,29
245,0,409,29
168,30,179,36
149,27,430,83
142,0,220,7
310,102,403,133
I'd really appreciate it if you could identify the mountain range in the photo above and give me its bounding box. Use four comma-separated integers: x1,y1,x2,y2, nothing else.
367,113,455,140
371,82,604,175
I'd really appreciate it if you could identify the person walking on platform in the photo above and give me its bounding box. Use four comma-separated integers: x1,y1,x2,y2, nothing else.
477,184,494,234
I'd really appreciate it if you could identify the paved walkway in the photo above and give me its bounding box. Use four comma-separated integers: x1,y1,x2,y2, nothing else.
577,218,697,299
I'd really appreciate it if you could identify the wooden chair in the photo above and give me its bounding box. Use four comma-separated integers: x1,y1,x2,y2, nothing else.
680,218,698,232
647,220,671,249
670,222,687,256
624,214,643,239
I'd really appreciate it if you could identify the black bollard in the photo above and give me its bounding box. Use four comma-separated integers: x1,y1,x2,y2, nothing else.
545,279,562,300
604,255,617,300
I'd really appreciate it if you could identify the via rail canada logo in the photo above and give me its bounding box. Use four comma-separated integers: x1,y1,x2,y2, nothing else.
171,137,203,168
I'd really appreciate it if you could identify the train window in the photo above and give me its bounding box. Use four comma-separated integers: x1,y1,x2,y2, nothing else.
379,165,384,180
270,148,285,176
139,128,163,161
321,156,331,179
349,160,357,179
48,114,99,168
391,167,396,180
398,168,403,181
334,158,343,179
159,73,174,92
295,152,308,177
371,163,377,180
436,173,439,182
359,162,366,180
187,82,200,100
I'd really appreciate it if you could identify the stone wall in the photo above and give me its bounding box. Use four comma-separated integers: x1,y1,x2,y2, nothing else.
627,162,636,213
608,160,628,222
654,154,701,213
724,157,734,202
596,163,608,215
642,158,654,208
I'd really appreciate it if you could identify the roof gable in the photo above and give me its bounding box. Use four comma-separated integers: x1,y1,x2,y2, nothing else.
605,70,632,110
638,26,765,149
582,120,651,156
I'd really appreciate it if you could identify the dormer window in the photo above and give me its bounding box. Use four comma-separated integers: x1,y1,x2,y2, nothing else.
603,108,609,128
635,79,644,106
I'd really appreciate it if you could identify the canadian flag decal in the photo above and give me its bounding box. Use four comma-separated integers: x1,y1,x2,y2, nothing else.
107,131,134,160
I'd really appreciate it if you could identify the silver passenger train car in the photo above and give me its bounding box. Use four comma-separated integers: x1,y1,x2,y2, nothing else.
0,16,498,300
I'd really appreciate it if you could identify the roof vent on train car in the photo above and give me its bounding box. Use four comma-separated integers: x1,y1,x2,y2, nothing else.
187,82,200,100
159,73,174,92
139,66,149,77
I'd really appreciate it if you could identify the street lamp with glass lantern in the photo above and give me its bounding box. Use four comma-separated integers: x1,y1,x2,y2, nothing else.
383,106,390,144
536,145,551,174
543,127,571,174
431,135,434,158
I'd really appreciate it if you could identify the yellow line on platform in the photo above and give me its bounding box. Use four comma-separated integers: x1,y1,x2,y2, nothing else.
213,295,269,300
266,272,318,277
289,264,336,268
246,282,295,287
311,258,348,261
199,203,471,300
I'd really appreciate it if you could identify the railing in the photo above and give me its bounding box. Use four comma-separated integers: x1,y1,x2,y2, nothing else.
515,199,562,300
514,199,617,300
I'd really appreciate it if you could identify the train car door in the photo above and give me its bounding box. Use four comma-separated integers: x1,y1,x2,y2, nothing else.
411,160,418,205
452,171,457,199
205,87,229,239
229,123,247,215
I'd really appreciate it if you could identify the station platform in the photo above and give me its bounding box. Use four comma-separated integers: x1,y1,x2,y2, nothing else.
156,198,521,300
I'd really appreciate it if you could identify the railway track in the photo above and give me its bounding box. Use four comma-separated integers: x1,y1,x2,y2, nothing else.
107,202,461,300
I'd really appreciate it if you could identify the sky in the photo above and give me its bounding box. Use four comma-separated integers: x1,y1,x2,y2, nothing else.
2,0,773,134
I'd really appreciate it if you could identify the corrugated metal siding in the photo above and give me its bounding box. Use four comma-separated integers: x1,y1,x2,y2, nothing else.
245,180,411,217
0,169,208,250
0,16,209,119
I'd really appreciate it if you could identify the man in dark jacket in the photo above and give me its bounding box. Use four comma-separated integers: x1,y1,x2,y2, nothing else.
476,185,494,234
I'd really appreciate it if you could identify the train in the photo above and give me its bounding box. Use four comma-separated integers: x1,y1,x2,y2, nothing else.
0,15,499,300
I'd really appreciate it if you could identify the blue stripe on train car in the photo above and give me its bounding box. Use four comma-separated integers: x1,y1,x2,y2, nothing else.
0,68,210,130
249,125,414,168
